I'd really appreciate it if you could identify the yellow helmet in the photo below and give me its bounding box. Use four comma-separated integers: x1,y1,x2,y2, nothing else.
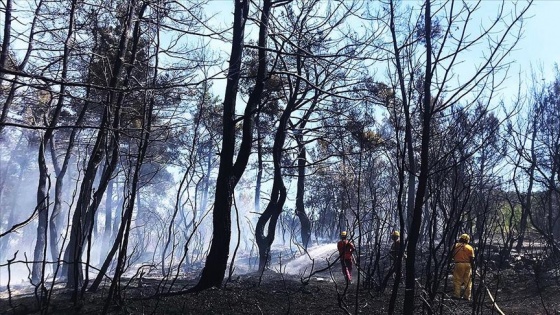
392,231,400,237
459,234,470,242
340,231,347,238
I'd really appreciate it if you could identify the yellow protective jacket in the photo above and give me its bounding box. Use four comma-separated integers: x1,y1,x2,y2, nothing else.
451,243,474,263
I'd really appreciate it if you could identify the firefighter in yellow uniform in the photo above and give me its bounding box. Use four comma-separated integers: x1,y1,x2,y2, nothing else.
451,234,475,300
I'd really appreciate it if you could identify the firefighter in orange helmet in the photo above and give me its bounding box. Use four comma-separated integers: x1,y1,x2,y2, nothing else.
451,234,475,300
337,231,356,283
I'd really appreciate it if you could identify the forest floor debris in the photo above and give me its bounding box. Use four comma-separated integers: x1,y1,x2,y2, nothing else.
1,266,559,314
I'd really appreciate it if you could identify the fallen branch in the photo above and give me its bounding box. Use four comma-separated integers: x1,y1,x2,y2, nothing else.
476,271,505,315
0,202,44,238
300,256,340,284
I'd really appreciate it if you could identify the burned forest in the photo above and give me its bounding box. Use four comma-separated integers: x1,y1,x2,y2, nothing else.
0,0,559,314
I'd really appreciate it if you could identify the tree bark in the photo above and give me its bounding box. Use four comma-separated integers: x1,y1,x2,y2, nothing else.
0,0,12,134
32,0,78,284
102,178,113,262
516,113,537,252
64,0,136,289
0,0,42,135
403,2,432,313
295,139,311,250
31,141,49,284
255,114,263,213
0,0,11,82
190,0,270,291
255,40,303,271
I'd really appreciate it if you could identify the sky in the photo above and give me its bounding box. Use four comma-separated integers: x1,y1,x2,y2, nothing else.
204,0,560,102
505,0,560,90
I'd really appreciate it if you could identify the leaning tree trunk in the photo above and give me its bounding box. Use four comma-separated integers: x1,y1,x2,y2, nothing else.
88,2,151,293
102,24,154,306
63,0,135,289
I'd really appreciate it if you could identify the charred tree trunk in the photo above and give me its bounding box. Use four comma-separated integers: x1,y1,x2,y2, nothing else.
49,90,89,264
101,178,114,263
255,43,303,270
403,2,432,313
516,115,537,252
0,135,26,254
0,0,13,134
189,0,248,291
64,0,135,289
101,14,153,304
0,0,42,135
255,113,263,213
64,68,106,289
295,139,311,250
292,92,318,251
49,138,64,264
32,0,78,284
89,1,151,294
387,0,413,310
190,0,270,291
200,148,212,214
255,140,287,271
0,0,11,84
296,134,311,250
31,140,50,285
